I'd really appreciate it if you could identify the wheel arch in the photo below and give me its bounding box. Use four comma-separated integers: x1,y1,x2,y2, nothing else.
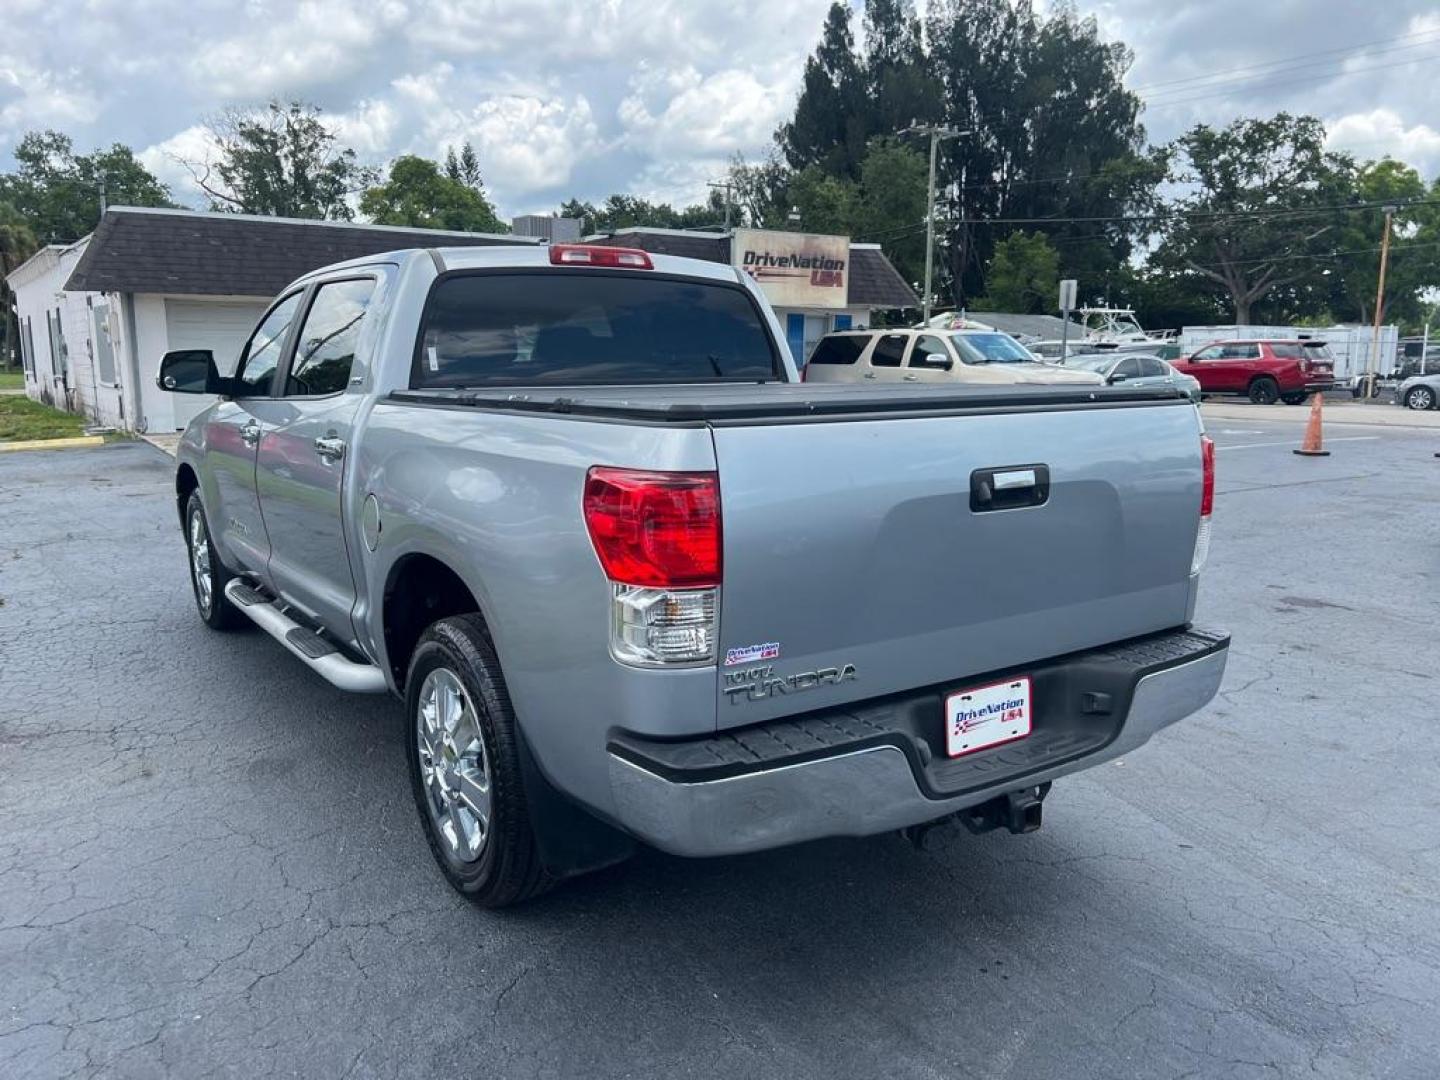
175,463,199,527
380,551,491,691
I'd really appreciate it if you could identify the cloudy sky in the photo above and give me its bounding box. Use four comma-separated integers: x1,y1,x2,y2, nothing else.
3,0,1438,218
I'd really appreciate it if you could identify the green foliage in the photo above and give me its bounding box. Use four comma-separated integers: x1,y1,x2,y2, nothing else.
0,396,88,442
0,130,171,243
361,155,506,233
444,142,485,191
190,101,376,220
557,193,724,235
1150,114,1357,324
1323,159,1432,326
1,200,41,368
985,231,1060,313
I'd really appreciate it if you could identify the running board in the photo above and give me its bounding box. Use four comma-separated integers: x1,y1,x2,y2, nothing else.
224,579,388,694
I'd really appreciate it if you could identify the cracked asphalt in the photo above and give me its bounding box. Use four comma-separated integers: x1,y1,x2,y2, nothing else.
2,424,1437,1079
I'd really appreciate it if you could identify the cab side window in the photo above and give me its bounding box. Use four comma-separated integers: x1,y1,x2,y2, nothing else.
1195,346,1224,361
285,279,377,396
234,291,304,397
870,334,908,368
1113,357,1142,378
909,335,953,370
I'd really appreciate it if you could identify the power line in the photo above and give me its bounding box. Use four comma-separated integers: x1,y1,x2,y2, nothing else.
1131,27,1440,94
1141,51,1440,110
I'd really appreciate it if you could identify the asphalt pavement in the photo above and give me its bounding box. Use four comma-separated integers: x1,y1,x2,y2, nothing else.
1,431,1438,1079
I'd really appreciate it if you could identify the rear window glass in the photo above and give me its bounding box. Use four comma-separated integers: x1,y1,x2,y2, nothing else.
808,335,867,366
414,272,779,388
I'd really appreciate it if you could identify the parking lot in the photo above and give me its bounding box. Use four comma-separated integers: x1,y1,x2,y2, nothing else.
1,413,1437,1079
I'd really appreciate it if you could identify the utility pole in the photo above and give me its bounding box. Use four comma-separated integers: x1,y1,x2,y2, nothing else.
901,124,969,324
1362,207,1394,398
706,180,735,232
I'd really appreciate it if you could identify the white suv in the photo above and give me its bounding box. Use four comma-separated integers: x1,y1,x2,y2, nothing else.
803,328,1103,386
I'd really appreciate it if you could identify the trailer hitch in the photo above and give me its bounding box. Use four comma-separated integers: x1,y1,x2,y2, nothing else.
902,783,1053,851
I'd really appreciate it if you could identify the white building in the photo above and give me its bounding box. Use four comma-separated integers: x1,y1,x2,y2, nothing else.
6,206,531,433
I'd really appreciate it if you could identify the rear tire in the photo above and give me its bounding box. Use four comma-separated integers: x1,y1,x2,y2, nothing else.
405,614,554,908
1404,385,1436,410
1248,377,1279,405
1281,391,1308,405
184,492,246,630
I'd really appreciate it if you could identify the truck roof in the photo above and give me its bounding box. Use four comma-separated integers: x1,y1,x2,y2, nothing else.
287,244,746,290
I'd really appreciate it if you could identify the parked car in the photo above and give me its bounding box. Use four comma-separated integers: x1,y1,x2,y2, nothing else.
1065,352,1203,403
1171,339,1336,405
803,328,1104,386
159,243,1227,907
1395,372,1440,410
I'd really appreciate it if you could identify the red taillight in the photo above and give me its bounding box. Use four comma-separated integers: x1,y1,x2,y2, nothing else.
1200,435,1215,517
583,468,721,588
549,244,653,269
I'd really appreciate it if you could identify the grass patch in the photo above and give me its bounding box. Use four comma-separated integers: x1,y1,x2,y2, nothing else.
0,370,24,390
0,396,88,441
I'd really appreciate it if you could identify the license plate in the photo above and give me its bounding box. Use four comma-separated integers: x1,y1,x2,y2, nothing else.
945,677,1032,758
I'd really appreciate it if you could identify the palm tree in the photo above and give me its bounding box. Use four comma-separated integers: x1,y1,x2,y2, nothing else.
0,203,39,371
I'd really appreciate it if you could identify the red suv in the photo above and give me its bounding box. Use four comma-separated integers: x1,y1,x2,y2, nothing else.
1171,340,1336,405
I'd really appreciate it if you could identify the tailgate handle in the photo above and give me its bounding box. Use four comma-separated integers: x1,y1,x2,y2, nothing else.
971,464,1050,512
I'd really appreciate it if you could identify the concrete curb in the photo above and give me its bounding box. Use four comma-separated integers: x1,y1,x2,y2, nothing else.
0,435,107,452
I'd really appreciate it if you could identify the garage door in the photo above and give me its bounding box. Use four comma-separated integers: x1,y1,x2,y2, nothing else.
164,299,268,429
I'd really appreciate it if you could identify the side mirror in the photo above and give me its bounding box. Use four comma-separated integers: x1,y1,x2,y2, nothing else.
923,352,953,371
1107,372,1129,384
157,349,224,395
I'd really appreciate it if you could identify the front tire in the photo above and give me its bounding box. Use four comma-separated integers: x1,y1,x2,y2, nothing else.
1404,385,1436,410
405,614,553,908
184,492,246,630
1249,377,1279,405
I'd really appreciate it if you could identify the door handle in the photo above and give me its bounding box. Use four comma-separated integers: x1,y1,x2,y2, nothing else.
970,464,1050,512
902,373,918,381
240,421,261,446
314,435,346,461
863,372,877,379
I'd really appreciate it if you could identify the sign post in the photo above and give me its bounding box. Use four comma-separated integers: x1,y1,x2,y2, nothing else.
1058,279,1078,361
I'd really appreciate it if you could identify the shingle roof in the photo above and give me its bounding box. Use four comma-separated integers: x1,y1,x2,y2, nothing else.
964,312,1079,340
64,206,536,296
590,229,919,309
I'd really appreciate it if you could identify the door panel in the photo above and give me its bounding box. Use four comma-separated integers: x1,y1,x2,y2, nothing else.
255,277,377,639
204,291,305,574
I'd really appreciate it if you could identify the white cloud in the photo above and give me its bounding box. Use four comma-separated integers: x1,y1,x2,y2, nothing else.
1326,109,1440,176
137,125,216,205
186,0,405,99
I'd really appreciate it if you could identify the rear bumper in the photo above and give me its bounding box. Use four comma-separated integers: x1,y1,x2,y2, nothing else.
1305,380,1337,392
607,627,1228,857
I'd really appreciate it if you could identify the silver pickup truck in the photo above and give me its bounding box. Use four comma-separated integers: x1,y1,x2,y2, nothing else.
160,243,1228,907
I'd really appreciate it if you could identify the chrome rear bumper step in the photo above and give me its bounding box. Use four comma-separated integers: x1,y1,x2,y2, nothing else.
224,579,388,694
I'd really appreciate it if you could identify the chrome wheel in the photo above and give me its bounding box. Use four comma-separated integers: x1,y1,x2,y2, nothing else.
189,508,213,615
416,668,492,864
1406,387,1434,410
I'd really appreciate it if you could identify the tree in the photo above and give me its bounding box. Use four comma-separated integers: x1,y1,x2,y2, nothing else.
184,101,375,220
445,142,485,192
1150,114,1356,324
0,202,39,368
555,192,723,234
1324,158,1432,326
0,130,172,243
361,155,506,233
788,166,860,236
778,3,868,177
926,0,1157,304
985,231,1060,312
856,138,928,285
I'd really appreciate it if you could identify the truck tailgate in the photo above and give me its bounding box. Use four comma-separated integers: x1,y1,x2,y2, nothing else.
711,399,1203,726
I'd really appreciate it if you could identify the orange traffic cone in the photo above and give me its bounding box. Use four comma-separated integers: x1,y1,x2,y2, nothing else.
1293,391,1330,457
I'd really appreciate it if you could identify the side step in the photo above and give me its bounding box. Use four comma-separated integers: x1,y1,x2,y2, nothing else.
224,579,388,694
